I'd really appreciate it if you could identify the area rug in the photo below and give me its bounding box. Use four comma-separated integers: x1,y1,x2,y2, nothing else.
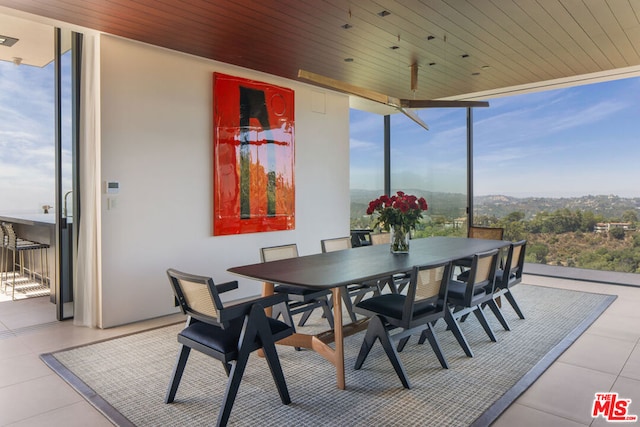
41,284,615,426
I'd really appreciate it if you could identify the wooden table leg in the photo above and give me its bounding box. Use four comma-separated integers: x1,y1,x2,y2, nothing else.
259,282,351,390
332,286,345,390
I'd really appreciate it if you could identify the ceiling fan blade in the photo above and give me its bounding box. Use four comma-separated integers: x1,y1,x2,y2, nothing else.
398,107,429,131
401,99,489,108
297,69,402,108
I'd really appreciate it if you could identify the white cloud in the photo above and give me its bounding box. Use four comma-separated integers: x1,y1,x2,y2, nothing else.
0,61,56,212
349,137,378,151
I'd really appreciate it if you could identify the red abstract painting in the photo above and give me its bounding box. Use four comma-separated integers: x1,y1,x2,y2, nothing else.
213,73,295,235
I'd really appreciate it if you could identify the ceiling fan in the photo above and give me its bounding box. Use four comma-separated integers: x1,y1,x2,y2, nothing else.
298,65,489,131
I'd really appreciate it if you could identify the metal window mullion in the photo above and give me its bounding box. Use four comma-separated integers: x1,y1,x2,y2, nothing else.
467,107,474,227
384,115,390,196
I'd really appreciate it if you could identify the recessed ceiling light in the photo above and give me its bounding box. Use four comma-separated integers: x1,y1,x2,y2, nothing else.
344,57,354,62
378,10,391,17
0,34,19,47
341,23,353,30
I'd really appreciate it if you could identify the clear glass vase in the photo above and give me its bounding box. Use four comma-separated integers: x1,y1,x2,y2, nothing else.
390,225,410,253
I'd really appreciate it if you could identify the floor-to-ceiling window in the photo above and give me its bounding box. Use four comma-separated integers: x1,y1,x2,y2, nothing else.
350,108,469,237
472,77,640,273
349,109,385,230
389,108,467,237
350,76,640,274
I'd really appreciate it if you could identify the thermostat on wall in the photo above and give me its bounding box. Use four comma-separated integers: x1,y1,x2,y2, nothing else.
106,181,120,194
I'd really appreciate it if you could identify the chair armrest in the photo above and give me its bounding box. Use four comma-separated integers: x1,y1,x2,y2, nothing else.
219,293,289,322
251,293,289,308
215,280,239,294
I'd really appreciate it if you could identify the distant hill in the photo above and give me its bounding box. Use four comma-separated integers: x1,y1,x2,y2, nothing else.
474,194,640,220
351,190,640,221
350,189,467,221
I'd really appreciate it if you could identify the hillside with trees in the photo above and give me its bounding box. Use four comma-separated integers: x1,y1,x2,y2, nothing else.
473,208,640,273
351,191,640,273
474,194,640,221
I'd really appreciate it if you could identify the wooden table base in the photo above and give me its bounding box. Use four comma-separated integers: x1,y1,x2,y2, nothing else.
262,284,368,389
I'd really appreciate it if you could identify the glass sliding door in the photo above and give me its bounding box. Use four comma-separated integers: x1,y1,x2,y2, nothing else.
54,28,81,320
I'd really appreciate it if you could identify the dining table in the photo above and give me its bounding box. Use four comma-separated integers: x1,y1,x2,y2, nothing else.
228,236,510,390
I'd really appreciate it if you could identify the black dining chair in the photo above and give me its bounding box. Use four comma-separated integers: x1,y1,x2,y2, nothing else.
321,236,381,323
439,249,504,357
260,244,334,329
369,232,411,293
457,241,527,332
353,260,453,389
350,229,373,247
454,226,504,276
165,268,294,427
491,240,527,321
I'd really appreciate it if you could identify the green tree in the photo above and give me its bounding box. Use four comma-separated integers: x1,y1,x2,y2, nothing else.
580,210,599,232
504,211,525,222
622,210,638,224
526,243,549,263
610,227,626,240
527,211,549,234
497,211,527,241
548,208,581,233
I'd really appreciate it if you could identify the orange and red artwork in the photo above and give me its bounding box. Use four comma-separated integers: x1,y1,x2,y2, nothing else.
213,73,295,235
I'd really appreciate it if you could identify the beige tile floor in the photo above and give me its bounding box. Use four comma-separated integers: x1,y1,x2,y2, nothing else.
494,276,640,427
0,274,638,426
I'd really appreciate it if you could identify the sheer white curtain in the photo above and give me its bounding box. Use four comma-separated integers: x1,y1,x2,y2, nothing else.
74,33,102,328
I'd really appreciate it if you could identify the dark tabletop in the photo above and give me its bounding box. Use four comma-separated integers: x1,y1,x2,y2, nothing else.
228,236,509,290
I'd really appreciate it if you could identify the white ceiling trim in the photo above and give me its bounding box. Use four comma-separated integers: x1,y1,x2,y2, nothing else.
447,65,640,101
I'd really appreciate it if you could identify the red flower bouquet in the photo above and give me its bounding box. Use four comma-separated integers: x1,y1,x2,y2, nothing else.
366,191,428,252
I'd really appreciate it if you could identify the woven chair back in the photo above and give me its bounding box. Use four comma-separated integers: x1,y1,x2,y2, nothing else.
510,243,524,270
415,265,446,300
473,254,496,285
261,244,299,262
370,233,390,245
321,237,352,253
178,277,219,319
468,226,504,240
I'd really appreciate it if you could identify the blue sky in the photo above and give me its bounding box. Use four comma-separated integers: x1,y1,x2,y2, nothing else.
351,76,640,198
0,60,55,213
0,56,72,214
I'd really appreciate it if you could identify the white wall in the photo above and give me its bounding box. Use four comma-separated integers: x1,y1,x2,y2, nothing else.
99,36,350,327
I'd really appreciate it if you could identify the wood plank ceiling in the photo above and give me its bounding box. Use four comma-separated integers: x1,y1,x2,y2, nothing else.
1,0,639,103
